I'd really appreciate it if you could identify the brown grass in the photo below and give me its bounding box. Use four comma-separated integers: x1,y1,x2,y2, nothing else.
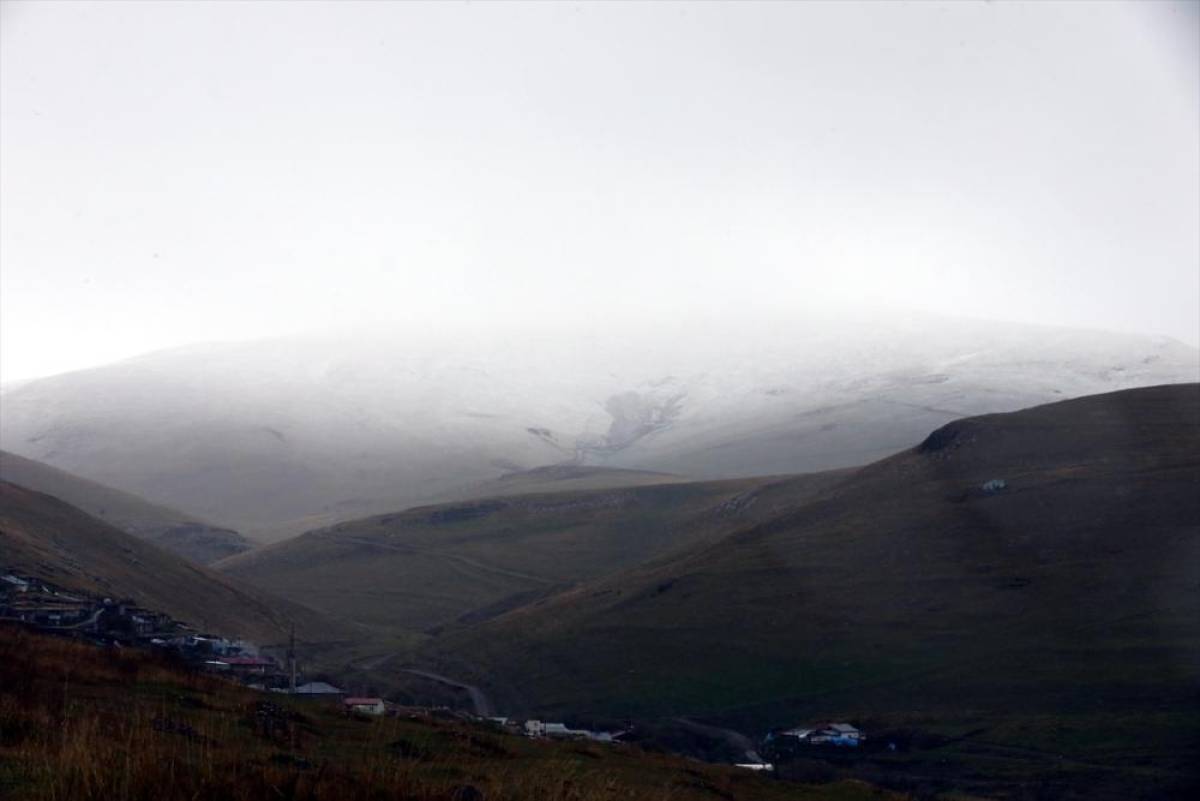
0,626,893,801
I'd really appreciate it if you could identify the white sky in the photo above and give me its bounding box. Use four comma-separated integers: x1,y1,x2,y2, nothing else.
1,0,1198,382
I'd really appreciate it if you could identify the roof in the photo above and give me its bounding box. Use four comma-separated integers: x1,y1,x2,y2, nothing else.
221,656,274,666
827,723,859,733
294,681,344,695
343,697,384,706
782,728,813,738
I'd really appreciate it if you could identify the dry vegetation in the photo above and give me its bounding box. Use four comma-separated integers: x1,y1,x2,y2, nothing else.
0,626,896,801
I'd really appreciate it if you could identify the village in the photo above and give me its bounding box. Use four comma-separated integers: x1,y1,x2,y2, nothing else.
2,569,865,769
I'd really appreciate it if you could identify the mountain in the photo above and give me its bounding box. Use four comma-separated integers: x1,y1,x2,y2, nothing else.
412,384,1199,793
0,451,253,564
0,481,353,648
1,313,1195,541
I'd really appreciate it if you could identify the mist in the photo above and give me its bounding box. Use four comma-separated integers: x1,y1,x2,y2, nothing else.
2,0,1198,383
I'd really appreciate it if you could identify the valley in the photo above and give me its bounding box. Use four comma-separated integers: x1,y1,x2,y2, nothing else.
3,378,1198,799
5,2,1198,797
223,383,1200,799
0,450,254,564
0,481,356,649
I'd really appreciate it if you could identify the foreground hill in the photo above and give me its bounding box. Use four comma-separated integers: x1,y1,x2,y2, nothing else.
0,628,895,801
0,482,352,648
0,451,253,564
412,385,1200,798
2,313,1195,541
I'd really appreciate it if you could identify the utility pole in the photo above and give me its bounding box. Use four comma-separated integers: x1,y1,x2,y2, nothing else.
288,624,297,693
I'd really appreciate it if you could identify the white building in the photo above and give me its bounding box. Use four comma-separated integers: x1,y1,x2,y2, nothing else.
342,697,386,715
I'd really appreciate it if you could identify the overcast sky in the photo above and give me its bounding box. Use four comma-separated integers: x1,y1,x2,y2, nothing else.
1,0,1197,382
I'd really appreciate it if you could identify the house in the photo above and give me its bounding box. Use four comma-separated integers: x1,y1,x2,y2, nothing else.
292,681,345,699
521,720,615,740
772,722,864,747
779,727,814,740
342,697,386,715
810,723,863,746
220,655,276,676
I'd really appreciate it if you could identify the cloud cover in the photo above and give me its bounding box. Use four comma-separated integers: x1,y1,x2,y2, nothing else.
2,0,1197,381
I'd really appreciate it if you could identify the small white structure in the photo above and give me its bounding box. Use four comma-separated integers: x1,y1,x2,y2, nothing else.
293,681,345,697
735,762,775,771
780,727,814,740
343,697,386,715
811,723,863,746
2,574,30,590
524,720,545,737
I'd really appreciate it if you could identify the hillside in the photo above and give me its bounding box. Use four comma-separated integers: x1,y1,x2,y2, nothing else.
0,482,353,648
0,627,898,801
0,451,253,564
459,464,688,499
407,384,1200,798
2,313,1195,541
215,472,850,640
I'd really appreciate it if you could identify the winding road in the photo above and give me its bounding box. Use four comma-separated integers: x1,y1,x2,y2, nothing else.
673,717,765,764
398,668,496,717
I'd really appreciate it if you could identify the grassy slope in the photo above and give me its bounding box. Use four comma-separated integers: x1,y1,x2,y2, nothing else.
216,471,851,643
0,627,900,801
0,482,355,649
416,385,1200,798
0,450,253,564
458,465,689,498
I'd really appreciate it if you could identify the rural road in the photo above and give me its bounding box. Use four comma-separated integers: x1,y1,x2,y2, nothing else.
673,717,765,764
398,668,496,717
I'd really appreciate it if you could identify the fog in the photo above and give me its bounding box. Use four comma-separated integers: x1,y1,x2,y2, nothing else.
2,0,1198,382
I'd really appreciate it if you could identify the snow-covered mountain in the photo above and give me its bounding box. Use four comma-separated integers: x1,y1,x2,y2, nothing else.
2,311,1195,541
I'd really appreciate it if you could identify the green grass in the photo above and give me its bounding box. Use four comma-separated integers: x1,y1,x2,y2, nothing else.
407,386,1200,800
215,475,821,637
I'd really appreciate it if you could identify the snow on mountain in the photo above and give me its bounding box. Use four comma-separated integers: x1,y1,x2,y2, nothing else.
2,311,1195,541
